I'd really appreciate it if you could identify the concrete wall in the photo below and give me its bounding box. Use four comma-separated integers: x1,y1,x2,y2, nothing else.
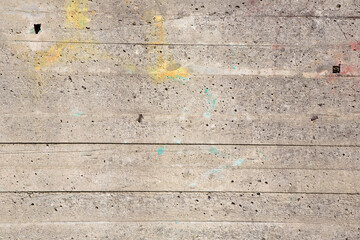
0,0,359,239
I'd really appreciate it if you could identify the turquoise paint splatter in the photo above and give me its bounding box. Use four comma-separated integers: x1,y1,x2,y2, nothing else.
167,75,189,85
209,147,219,155
73,111,82,117
258,150,269,161
231,47,242,69
203,88,216,117
157,146,165,155
175,139,182,144
204,169,222,176
231,49,236,69
175,220,179,224
192,148,248,184
209,147,230,158
233,159,244,166
125,65,136,74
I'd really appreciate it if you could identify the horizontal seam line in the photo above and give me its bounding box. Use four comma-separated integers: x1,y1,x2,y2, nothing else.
0,220,356,225
0,72,359,78
0,191,359,195
1,11,360,18
0,143,359,147
0,167,359,171
0,39,359,47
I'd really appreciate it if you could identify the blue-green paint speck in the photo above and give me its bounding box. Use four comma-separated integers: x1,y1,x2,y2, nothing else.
73,112,82,117
233,159,244,166
157,146,165,155
209,147,219,155
203,88,216,117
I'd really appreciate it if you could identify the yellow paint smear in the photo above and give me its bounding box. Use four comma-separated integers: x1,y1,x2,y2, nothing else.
150,15,166,45
33,40,109,71
33,0,98,71
148,56,189,83
65,0,90,29
34,42,72,70
147,15,189,83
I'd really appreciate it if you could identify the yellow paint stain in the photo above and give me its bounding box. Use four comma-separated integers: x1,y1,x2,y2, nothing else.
7,0,113,97
33,0,107,71
65,0,90,30
150,15,166,45
154,15,162,22
34,42,71,70
33,40,110,71
146,15,189,83
148,56,189,83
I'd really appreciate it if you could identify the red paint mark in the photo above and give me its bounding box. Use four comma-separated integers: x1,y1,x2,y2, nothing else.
349,42,359,51
272,44,283,50
325,74,336,83
340,65,356,75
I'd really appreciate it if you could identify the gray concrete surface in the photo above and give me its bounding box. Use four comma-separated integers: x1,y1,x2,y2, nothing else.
0,0,359,239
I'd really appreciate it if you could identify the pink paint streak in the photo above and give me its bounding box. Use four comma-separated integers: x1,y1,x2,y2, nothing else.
349,42,360,51
340,65,356,75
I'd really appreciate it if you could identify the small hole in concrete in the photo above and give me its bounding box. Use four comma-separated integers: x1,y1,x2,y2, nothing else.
311,115,319,122
34,24,41,34
333,65,341,73
137,114,144,123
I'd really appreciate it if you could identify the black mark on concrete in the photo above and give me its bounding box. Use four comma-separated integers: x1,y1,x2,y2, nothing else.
137,114,144,123
34,24,41,34
333,65,341,73
311,115,319,122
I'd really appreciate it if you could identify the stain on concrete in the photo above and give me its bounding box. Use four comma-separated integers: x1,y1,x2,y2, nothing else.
203,88,216,117
349,41,359,51
157,146,165,155
233,159,244,166
190,147,247,187
65,0,90,30
146,15,189,83
73,111,82,117
27,0,110,92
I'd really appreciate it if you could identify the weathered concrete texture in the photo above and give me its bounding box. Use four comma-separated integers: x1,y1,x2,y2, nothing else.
0,0,359,238
0,144,359,192
2,43,360,76
1,192,360,223
2,144,359,170
0,111,359,144
1,13,360,45
1,222,360,240
1,74,359,114
0,71,359,143
1,0,359,17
